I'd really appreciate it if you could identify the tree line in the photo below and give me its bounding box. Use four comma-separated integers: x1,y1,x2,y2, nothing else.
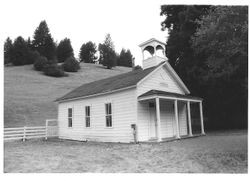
160,5,248,130
79,34,134,68
4,20,134,77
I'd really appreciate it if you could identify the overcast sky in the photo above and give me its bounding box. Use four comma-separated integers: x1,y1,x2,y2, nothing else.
1,0,170,65
1,0,246,66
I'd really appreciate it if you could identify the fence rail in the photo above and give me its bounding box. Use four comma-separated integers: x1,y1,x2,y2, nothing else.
4,124,58,141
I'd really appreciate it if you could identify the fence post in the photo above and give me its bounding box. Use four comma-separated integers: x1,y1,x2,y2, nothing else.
45,120,48,140
23,126,26,142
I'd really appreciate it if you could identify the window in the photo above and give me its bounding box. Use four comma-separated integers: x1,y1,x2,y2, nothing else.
105,103,112,127
68,108,73,127
85,106,91,127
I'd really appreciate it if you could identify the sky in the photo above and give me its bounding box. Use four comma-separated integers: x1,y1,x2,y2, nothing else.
1,0,247,66
1,0,169,66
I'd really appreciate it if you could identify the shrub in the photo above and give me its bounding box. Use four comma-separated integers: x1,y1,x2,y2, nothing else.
34,56,48,71
62,56,80,72
27,50,40,65
43,64,66,77
133,65,142,71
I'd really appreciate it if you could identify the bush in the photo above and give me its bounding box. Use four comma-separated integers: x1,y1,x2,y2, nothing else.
34,56,48,71
62,56,80,72
43,64,66,77
133,65,142,71
27,50,40,65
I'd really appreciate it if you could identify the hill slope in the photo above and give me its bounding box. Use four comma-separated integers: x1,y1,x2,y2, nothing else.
4,63,131,127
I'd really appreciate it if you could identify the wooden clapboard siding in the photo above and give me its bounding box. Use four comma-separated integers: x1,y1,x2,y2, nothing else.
137,66,184,97
58,88,137,143
143,56,164,69
178,101,188,136
136,66,187,141
137,101,150,141
160,100,175,138
137,99,188,141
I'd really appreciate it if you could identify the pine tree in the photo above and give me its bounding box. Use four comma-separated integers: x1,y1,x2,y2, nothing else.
56,38,74,63
98,34,116,69
11,36,30,65
4,37,13,64
32,20,56,60
26,37,32,49
79,41,97,63
118,48,133,67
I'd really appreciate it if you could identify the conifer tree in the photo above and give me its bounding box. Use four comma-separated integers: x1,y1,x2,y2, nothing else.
56,38,74,63
32,20,56,60
79,41,97,63
4,37,13,64
98,34,116,69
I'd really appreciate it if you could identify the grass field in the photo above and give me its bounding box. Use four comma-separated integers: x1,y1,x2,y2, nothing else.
4,63,131,127
4,130,247,173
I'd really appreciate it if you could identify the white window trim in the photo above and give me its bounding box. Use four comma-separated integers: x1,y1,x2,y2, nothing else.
105,102,113,128
85,105,91,128
68,107,73,128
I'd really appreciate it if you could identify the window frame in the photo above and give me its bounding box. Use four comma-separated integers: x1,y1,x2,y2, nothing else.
68,107,73,128
85,105,91,128
105,102,113,128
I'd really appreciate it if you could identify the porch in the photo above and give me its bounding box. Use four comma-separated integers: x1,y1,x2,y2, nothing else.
138,90,205,142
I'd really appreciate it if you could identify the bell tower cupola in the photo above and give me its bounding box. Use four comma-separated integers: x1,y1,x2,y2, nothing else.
139,38,167,69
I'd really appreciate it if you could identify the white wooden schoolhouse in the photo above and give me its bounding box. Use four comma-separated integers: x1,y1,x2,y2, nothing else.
56,38,205,143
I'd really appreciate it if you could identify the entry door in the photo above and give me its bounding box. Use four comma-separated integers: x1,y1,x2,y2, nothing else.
149,103,157,138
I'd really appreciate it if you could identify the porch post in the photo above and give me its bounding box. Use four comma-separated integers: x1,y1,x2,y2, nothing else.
199,101,205,135
187,101,193,136
174,100,180,139
155,97,162,142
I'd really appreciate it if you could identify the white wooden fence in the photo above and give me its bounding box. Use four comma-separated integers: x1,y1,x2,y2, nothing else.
4,119,58,141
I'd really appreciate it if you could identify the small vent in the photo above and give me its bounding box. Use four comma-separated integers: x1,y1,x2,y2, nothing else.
160,82,168,87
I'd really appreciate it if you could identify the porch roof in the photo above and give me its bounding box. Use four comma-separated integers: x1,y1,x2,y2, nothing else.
138,90,203,102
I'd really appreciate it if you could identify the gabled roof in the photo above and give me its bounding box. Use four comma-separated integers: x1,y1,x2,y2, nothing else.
138,90,202,101
139,38,166,47
163,61,190,94
55,63,163,102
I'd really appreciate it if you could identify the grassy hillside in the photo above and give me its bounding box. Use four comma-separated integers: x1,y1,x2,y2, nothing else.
4,63,131,127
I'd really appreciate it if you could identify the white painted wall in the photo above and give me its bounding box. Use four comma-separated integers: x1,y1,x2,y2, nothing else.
178,101,188,136
137,66,184,97
137,99,188,141
160,100,175,138
57,65,188,143
137,101,150,141
136,65,186,141
58,88,137,143
143,56,165,69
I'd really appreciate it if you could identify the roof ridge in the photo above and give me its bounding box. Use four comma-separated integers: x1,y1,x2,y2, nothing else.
55,64,163,102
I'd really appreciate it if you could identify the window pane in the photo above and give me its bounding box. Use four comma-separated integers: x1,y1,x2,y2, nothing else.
68,108,72,117
85,106,90,116
105,104,108,115
109,116,112,127
106,115,112,127
109,103,112,114
68,118,72,127
106,116,109,127
86,117,90,127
